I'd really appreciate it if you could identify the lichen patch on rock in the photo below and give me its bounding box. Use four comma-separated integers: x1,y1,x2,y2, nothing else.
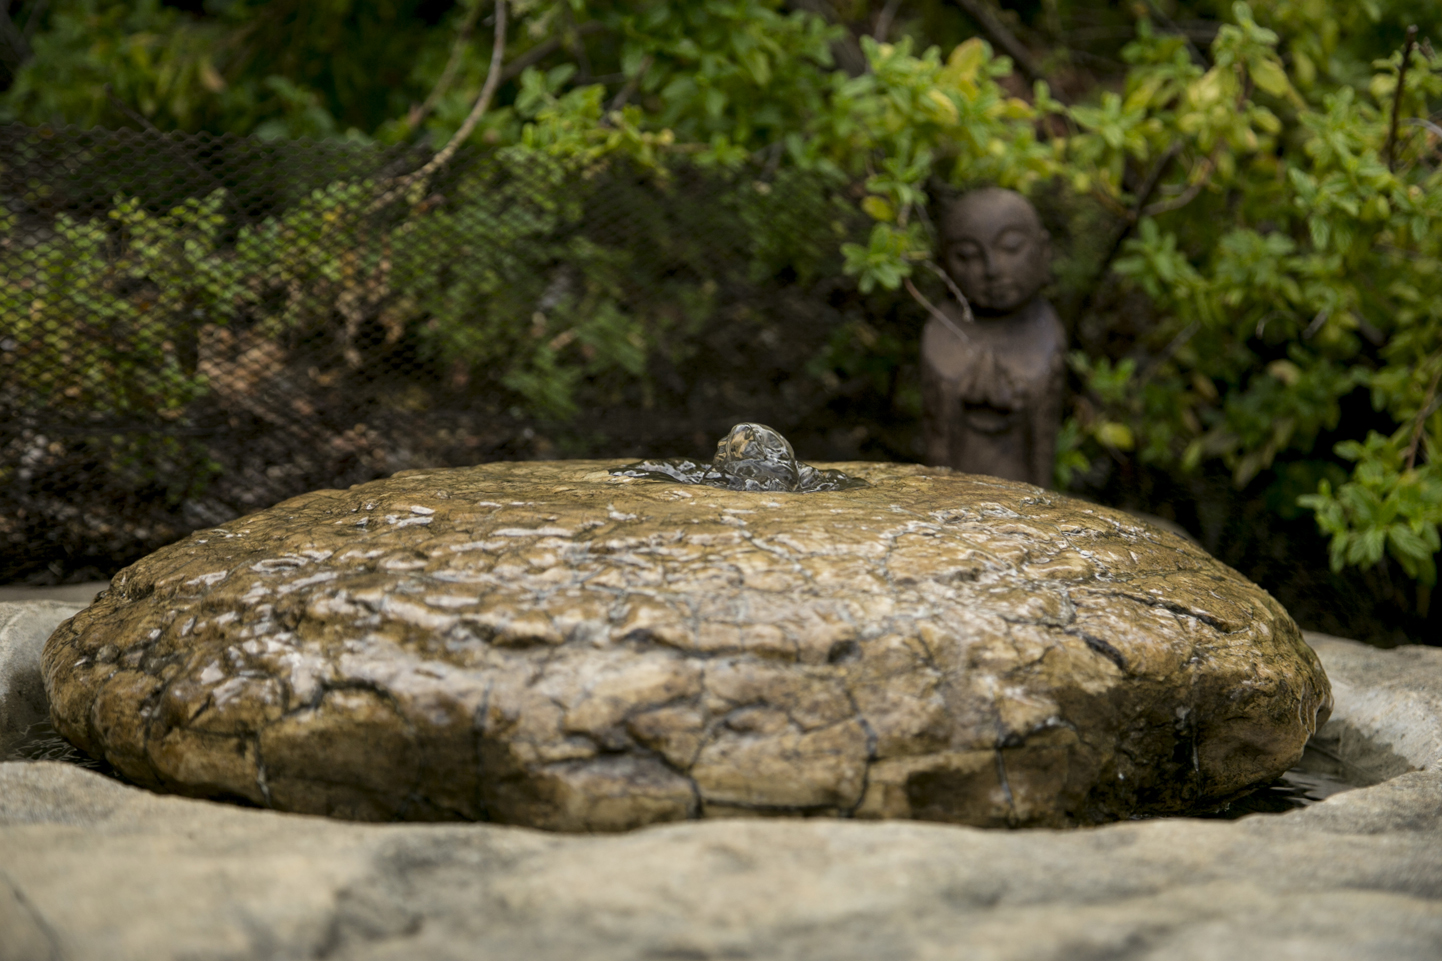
42,462,1331,830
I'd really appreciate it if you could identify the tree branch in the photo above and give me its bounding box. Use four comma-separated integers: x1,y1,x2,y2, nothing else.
1072,142,1179,322
1110,146,1174,235
499,21,604,84
104,82,162,134
103,83,255,226
1405,362,1441,471
1142,0,1208,68
1132,142,1182,213
906,274,972,344
1385,25,1419,173
423,0,508,173
923,260,976,324
407,0,487,129
1407,117,1442,140
560,4,593,83
873,0,903,42
1137,321,1199,386
1140,148,1217,218
372,0,507,212
605,55,652,116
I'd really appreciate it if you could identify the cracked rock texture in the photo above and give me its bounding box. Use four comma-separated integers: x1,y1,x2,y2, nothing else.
42,462,1331,829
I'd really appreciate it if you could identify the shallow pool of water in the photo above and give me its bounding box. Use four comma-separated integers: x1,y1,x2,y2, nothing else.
1186,741,1361,819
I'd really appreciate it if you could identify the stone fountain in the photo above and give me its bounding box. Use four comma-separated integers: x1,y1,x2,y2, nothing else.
39,424,1330,830
6,425,1442,959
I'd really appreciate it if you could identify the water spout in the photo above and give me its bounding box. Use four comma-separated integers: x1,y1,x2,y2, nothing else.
611,423,868,493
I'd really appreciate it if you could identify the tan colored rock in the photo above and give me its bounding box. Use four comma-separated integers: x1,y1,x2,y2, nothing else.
42,462,1330,830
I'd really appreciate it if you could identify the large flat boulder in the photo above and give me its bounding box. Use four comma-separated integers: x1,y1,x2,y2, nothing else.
42,462,1330,828
1,627,1438,961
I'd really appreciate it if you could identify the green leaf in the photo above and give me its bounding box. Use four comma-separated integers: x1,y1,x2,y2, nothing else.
860,196,896,221
1095,422,1135,450
1249,58,1291,98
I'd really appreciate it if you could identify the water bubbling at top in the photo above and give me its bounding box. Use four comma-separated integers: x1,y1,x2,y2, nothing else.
610,423,868,493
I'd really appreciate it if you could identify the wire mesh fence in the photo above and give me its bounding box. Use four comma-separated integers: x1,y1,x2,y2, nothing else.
1,123,918,584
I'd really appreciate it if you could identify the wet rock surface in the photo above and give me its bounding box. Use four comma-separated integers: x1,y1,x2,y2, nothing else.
42,460,1330,829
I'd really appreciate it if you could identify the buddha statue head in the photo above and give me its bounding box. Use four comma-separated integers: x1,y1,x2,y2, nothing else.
939,187,1052,315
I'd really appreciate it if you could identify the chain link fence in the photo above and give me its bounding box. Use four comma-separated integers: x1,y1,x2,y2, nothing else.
1,123,921,584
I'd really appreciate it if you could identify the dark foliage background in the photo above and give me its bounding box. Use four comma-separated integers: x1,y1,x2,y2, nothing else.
3,0,1440,648
1,124,919,578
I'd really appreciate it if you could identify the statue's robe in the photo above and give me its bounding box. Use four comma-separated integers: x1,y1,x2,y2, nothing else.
921,298,1066,487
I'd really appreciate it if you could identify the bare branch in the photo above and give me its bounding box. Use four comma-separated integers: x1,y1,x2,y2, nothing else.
104,83,162,134
1093,142,1180,266
922,260,976,325
1071,143,1180,324
499,21,604,84
1141,149,1217,218
873,0,902,42
1132,142,1182,216
1405,363,1441,471
1385,25,1419,173
1142,0,1208,68
1137,321,1199,386
561,4,593,83
605,55,652,116
906,276,972,344
424,1,508,174
407,0,487,129
1407,117,1442,140
373,0,507,212
104,83,254,226
410,5,601,133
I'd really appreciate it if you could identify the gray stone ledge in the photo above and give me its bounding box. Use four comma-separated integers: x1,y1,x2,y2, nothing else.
0,601,85,757
1304,632,1442,772
2,602,1440,960
0,582,108,605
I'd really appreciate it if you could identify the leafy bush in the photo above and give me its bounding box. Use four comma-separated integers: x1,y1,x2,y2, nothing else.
4,0,1442,610
1057,4,1442,601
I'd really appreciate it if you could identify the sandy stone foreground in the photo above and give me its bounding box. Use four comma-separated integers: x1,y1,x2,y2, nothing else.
3,599,1441,960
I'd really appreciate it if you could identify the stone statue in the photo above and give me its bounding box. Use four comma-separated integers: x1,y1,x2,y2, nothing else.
921,187,1066,487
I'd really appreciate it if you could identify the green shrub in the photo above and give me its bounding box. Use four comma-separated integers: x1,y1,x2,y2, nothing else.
5,0,1441,601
